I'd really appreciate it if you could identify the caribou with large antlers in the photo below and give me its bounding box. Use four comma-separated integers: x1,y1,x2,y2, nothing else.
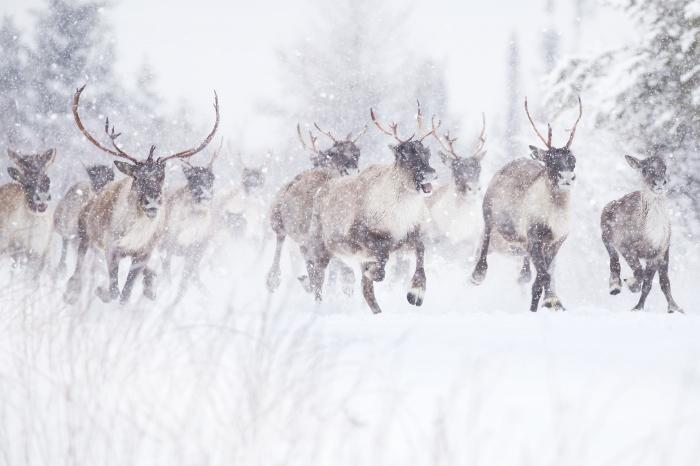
63,85,219,305
266,121,366,293
471,97,583,312
302,103,438,313
427,113,487,251
0,149,56,276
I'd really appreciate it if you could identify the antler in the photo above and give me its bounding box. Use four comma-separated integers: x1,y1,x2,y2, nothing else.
208,137,224,167
158,91,220,163
350,125,368,143
313,123,338,143
416,100,424,130
524,97,552,149
564,96,583,149
472,112,487,156
370,108,414,143
72,85,140,164
297,123,320,154
431,115,459,159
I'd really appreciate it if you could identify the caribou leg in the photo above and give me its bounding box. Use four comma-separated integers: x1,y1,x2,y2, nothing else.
96,250,120,303
619,247,643,293
632,263,657,311
120,253,151,304
541,239,566,311
63,235,89,305
57,238,69,275
658,249,682,313
518,256,532,284
266,233,285,292
406,231,426,307
471,222,492,285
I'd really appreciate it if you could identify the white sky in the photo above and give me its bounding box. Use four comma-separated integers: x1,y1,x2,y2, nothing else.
1,0,634,150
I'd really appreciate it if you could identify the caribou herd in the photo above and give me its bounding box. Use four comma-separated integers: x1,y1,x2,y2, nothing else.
0,86,684,314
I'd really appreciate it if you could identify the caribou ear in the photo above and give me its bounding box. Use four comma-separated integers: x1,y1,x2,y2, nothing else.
474,149,488,161
7,166,23,182
181,164,195,178
7,149,21,164
38,149,56,168
625,155,642,170
437,150,451,166
114,161,137,178
529,145,547,162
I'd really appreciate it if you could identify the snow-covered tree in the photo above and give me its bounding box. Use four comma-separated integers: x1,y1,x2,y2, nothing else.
29,0,122,152
275,0,449,166
0,16,30,149
547,0,700,227
541,0,561,74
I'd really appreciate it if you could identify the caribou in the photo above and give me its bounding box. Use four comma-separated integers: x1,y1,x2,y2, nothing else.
63,85,219,305
471,97,583,312
161,139,222,295
427,113,487,251
265,122,366,293
0,149,56,275
54,164,115,274
601,154,683,313
302,104,438,314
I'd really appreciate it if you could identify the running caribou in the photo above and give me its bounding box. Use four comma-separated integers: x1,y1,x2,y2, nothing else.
427,113,487,249
266,122,367,293
54,164,115,274
471,97,583,312
303,103,438,314
63,85,220,305
0,149,56,275
601,153,683,313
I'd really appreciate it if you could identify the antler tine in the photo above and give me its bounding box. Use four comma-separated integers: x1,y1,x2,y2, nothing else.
313,122,337,143
351,125,368,143
564,95,583,149
159,90,220,162
297,123,320,154
430,115,458,158
416,99,423,130
72,85,139,163
472,112,487,155
524,97,552,149
370,108,414,143
209,136,224,167
104,117,132,159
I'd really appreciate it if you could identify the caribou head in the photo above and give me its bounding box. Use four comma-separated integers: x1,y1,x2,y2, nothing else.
525,96,582,193
297,122,367,175
431,113,487,196
72,85,219,219
625,154,669,195
370,101,438,195
85,164,115,193
7,149,55,213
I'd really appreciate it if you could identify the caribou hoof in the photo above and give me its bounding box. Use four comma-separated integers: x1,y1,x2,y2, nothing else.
609,277,622,295
471,268,486,285
668,305,684,314
542,297,565,311
407,287,424,306
143,288,156,301
624,277,641,293
341,282,354,297
631,306,644,312
266,269,281,292
518,273,531,284
96,286,117,303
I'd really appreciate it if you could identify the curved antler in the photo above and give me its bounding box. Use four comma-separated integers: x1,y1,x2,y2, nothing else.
313,123,337,143
370,108,414,143
297,123,320,154
564,96,583,149
159,91,220,163
72,85,140,164
524,97,552,149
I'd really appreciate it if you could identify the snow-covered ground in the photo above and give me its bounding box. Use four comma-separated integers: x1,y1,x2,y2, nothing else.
1,223,698,466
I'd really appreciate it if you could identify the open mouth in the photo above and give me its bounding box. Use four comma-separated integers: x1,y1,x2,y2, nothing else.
420,183,433,195
144,208,158,219
36,204,48,213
